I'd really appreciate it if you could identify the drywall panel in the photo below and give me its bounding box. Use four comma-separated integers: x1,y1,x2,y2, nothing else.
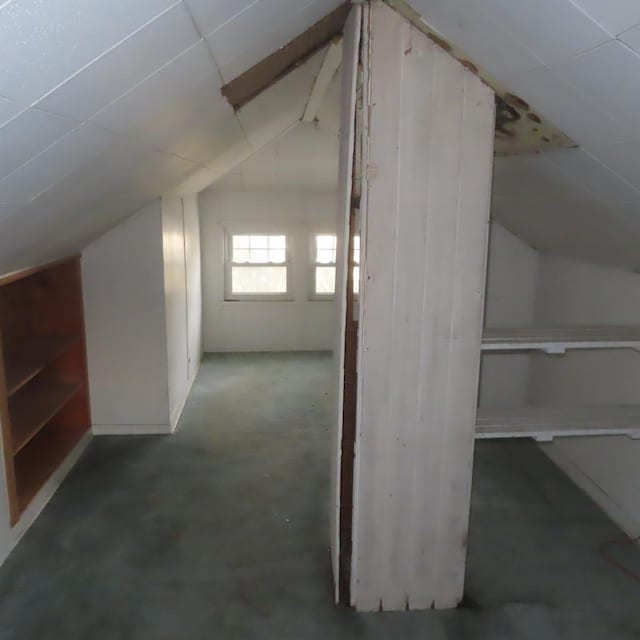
83,200,171,432
479,224,540,408
531,255,640,535
199,189,337,352
351,1,495,611
161,197,190,430
183,194,203,382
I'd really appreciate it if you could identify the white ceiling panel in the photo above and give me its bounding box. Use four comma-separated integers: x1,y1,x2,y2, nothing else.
0,0,178,105
552,41,640,135
507,65,632,149
619,24,640,54
543,148,640,204
571,0,640,36
207,0,308,74
184,0,257,38
480,0,608,65
36,3,200,121
585,142,640,191
91,41,228,159
412,0,543,83
0,107,76,180
0,96,24,128
0,124,114,204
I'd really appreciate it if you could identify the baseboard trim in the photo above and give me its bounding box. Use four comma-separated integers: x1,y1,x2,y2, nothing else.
0,432,92,567
92,424,172,435
541,443,640,538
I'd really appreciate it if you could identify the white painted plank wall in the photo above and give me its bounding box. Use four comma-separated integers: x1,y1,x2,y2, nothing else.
351,1,495,611
330,3,361,601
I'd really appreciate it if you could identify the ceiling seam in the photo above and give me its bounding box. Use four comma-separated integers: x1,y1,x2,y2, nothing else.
29,1,184,111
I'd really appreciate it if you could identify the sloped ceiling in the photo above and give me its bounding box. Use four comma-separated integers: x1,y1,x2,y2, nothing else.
407,0,640,270
0,0,343,273
2,0,640,274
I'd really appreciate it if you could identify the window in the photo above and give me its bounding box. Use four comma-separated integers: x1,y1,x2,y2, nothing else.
226,234,290,300
313,234,337,297
353,235,360,295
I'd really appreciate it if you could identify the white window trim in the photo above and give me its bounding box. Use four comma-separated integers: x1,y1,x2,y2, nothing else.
309,233,337,301
224,231,293,302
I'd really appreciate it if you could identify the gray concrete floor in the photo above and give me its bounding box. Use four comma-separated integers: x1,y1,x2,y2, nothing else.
0,352,639,639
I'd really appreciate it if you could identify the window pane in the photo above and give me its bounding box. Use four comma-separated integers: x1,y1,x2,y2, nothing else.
316,234,337,263
250,235,268,249
353,266,360,295
233,235,249,249
317,248,335,264
315,266,336,295
353,235,360,264
317,234,336,250
249,248,268,263
269,235,286,249
232,266,287,294
268,248,286,263
233,248,250,263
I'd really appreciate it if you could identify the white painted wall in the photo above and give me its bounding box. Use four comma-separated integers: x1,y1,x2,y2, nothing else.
183,194,203,382
199,188,337,352
84,195,202,434
83,201,171,432
479,223,540,407
531,255,640,536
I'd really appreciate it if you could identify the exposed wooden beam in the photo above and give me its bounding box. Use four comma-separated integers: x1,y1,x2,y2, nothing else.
302,36,343,122
221,3,351,110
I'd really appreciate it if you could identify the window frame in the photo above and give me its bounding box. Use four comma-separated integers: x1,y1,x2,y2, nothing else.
310,232,338,301
224,231,293,302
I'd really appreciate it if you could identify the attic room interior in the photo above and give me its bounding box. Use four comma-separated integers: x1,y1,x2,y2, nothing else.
0,0,640,637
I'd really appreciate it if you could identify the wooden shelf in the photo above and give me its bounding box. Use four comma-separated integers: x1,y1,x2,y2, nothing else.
0,256,91,524
476,405,640,441
14,425,85,513
8,378,81,454
4,335,78,395
482,326,640,354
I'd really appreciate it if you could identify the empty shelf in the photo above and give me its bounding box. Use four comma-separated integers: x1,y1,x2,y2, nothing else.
476,405,640,441
9,378,82,454
3,335,78,395
482,326,640,353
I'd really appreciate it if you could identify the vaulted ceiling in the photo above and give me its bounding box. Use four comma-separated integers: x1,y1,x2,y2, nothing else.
1,0,640,273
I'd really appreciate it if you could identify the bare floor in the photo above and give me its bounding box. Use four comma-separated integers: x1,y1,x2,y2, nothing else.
0,352,638,639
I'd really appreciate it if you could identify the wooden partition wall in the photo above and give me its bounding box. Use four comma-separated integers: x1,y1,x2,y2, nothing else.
331,0,495,611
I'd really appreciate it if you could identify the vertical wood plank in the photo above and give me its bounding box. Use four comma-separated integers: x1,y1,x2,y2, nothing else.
330,4,361,603
351,0,495,611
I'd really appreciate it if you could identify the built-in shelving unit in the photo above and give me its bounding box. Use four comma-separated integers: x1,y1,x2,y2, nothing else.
478,326,640,442
0,257,91,524
482,326,640,353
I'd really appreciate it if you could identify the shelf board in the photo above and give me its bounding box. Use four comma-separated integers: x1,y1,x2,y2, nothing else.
9,378,81,454
482,326,640,353
14,426,86,514
3,335,78,395
476,405,640,441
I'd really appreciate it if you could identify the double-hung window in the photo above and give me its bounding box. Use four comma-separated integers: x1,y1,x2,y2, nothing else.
312,234,337,298
226,233,290,300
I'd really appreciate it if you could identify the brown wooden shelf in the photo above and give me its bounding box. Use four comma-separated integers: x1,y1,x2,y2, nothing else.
4,335,79,396
8,378,82,454
0,256,90,524
14,425,85,514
